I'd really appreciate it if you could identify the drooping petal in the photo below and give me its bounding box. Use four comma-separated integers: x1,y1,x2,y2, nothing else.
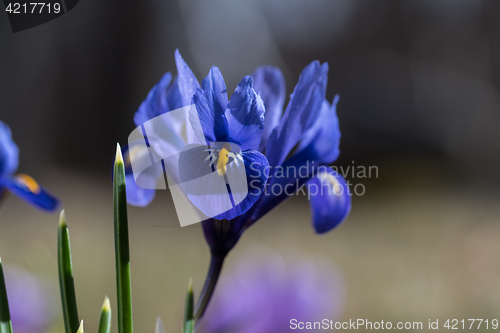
249,155,320,222
178,143,268,220
226,76,265,151
122,143,163,207
213,149,269,220
307,169,351,233
266,61,328,169
133,72,174,126
294,96,341,164
177,144,234,218
0,121,19,179
4,174,58,212
251,66,286,152
125,173,156,207
192,67,229,144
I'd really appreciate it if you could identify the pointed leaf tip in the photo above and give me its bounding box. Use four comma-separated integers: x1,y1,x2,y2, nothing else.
97,296,112,333
77,320,84,333
155,317,165,333
115,143,123,164
59,210,66,227
102,296,110,311
183,277,194,333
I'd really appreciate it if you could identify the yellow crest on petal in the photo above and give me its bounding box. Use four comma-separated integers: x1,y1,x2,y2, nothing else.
15,174,41,194
217,143,232,177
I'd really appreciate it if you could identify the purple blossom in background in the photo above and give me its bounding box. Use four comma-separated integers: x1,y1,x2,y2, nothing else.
4,265,58,333
198,249,345,333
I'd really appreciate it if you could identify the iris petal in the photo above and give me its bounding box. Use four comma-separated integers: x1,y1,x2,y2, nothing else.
294,96,341,164
122,143,163,206
215,149,269,220
175,49,201,107
162,50,200,112
0,121,19,179
5,174,59,212
134,72,173,127
266,61,328,169
249,156,319,222
175,50,202,144
192,67,229,144
251,66,286,152
125,173,156,207
307,169,351,234
178,144,269,220
226,76,265,151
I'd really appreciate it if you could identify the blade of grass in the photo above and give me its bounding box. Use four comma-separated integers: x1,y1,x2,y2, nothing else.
97,296,111,333
0,258,12,333
183,278,194,333
114,143,133,333
58,210,80,333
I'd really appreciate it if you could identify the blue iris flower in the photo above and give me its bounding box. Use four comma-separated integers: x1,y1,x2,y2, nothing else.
125,50,351,255
0,121,59,212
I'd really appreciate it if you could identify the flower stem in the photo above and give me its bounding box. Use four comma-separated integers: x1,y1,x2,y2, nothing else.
193,254,226,325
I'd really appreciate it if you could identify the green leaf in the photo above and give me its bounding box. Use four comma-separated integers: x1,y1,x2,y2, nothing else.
0,258,12,333
183,278,194,333
58,210,80,333
97,296,112,333
114,143,133,333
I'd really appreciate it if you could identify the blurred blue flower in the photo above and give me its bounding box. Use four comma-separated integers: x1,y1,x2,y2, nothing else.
4,265,58,333
0,121,59,212
198,249,345,333
126,51,350,254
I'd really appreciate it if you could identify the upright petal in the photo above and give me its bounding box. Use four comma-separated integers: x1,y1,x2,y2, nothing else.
175,50,202,144
133,72,173,126
266,61,328,169
175,49,201,107
4,174,59,212
307,169,351,234
226,76,265,151
0,121,19,179
251,66,286,152
294,96,341,164
192,67,229,143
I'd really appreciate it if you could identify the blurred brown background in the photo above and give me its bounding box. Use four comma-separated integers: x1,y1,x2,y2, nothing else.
1,0,500,332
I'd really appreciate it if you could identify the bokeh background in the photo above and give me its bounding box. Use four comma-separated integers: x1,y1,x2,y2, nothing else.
1,0,500,332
